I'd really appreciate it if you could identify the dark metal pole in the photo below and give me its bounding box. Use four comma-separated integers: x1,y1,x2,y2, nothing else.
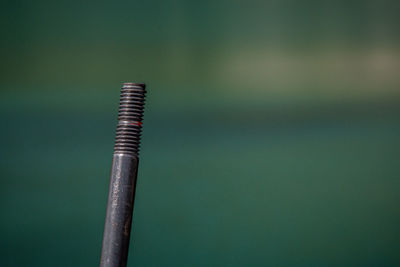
100,82,147,267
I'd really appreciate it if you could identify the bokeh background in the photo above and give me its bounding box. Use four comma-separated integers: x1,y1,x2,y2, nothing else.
1,0,400,266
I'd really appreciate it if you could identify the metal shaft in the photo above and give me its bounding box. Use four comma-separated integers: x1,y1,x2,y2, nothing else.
100,83,146,267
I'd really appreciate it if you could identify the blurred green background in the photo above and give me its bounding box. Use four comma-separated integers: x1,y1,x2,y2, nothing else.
1,0,400,266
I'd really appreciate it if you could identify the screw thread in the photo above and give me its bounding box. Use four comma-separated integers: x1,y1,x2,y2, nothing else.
114,82,146,156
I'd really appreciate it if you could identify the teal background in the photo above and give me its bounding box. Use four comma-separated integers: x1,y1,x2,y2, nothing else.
1,0,400,266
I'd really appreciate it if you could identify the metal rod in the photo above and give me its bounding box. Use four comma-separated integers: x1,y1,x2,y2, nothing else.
100,82,147,267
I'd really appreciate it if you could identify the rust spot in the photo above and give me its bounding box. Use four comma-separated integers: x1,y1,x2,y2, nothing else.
124,217,132,236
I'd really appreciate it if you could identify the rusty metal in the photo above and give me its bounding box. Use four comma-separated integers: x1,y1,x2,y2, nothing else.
100,82,147,267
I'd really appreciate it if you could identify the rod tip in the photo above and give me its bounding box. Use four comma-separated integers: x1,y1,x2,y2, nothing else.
122,82,146,89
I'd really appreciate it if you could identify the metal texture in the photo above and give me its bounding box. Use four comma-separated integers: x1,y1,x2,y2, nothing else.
100,83,146,267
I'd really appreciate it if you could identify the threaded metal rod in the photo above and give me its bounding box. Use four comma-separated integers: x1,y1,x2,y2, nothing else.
100,83,146,267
